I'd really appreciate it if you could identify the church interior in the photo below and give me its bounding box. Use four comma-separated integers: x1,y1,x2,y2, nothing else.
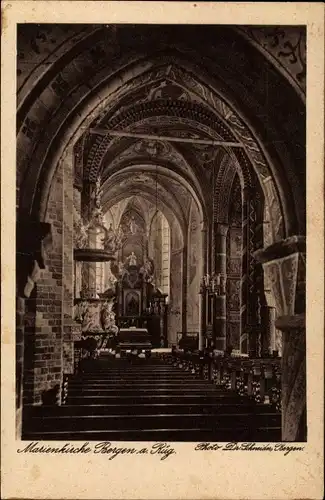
16,24,306,442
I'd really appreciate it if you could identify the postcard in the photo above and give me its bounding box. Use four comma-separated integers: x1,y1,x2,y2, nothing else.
1,2,324,499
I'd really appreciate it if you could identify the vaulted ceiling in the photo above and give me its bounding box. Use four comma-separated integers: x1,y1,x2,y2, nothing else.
17,24,306,239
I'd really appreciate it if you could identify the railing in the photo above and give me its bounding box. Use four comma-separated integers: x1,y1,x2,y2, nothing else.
117,316,148,329
61,374,69,405
160,349,282,412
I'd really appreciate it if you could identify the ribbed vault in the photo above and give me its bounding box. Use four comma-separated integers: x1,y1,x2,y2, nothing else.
101,167,191,238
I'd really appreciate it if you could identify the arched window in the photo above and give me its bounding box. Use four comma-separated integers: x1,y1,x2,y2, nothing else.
149,210,170,297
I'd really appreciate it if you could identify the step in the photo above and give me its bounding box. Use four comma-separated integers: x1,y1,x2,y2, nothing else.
83,368,181,371
65,395,246,405
89,366,176,370
76,364,191,369
71,376,202,382
76,371,190,377
71,379,202,385
67,384,225,392
22,427,282,442
67,386,222,392
26,413,281,432
75,371,202,380
66,388,219,396
24,403,277,417
68,380,215,392
70,371,203,380
84,368,174,372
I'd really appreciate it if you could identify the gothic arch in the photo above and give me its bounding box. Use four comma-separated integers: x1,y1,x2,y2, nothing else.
16,28,302,241
214,153,239,225
102,186,186,251
15,23,308,445
101,163,204,229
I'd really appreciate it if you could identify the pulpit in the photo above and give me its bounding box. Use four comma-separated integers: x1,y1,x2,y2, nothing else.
72,177,120,361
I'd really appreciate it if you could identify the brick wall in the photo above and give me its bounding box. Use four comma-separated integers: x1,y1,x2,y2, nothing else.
23,161,63,404
62,150,75,374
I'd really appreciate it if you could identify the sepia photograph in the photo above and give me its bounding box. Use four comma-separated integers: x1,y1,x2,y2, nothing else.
16,22,307,443
2,2,324,499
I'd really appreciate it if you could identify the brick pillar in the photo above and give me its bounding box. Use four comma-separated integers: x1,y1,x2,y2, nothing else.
62,150,75,374
16,219,52,417
23,161,64,405
254,235,306,441
214,223,228,350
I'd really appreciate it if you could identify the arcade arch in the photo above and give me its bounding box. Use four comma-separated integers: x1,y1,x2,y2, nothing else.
16,24,306,441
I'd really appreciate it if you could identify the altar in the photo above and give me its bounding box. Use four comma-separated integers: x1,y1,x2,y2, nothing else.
112,252,168,349
117,327,152,353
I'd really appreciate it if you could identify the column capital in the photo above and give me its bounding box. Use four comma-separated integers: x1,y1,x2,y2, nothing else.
253,235,306,264
275,313,305,332
253,236,306,319
215,223,229,237
16,220,52,298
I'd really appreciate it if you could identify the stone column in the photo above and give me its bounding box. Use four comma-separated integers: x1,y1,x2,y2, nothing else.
277,314,306,441
199,223,208,350
169,248,183,346
260,305,276,355
73,173,83,299
254,235,306,442
240,187,251,353
214,223,228,350
182,246,188,334
198,294,204,351
240,186,263,356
